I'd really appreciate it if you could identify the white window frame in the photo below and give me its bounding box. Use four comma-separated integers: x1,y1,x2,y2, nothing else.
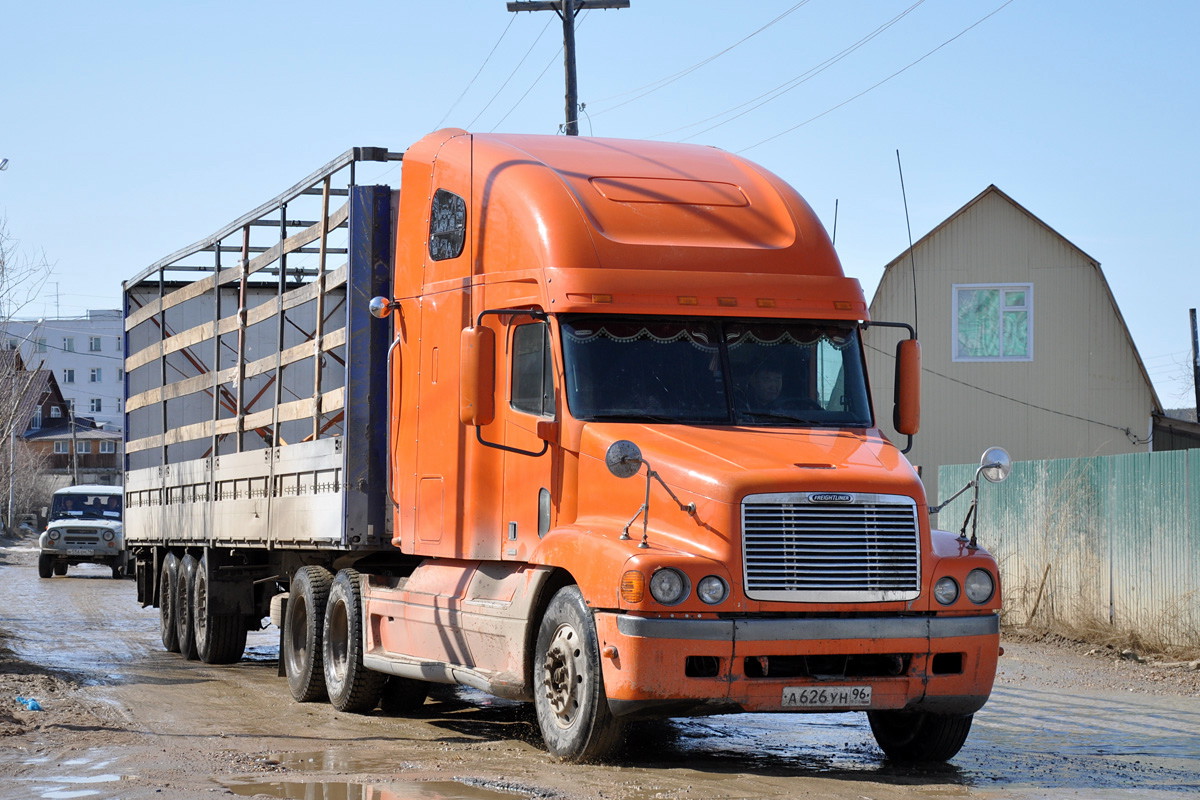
89,336,102,352
50,406,62,418
62,337,75,353
54,441,69,454
100,440,116,454
90,367,102,383
952,282,1034,363
63,368,75,384
89,398,103,413
76,441,91,454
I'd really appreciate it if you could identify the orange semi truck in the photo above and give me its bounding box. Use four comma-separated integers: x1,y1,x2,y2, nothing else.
124,129,1003,762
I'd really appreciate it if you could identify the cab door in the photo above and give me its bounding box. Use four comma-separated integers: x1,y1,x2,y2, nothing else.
501,319,557,556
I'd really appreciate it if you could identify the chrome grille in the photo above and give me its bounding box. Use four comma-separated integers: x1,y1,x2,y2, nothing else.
742,492,920,602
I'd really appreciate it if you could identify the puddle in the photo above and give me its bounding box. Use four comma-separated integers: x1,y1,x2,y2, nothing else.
16,750,124,800
225,779,544,800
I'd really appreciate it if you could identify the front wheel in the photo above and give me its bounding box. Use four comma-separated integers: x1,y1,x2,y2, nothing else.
323,569,386,712
533,585,624,762
38,554,54,579
867,710,974,762
284,565,332,703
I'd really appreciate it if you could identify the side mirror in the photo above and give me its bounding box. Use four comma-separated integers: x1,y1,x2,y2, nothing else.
605,440,643,479
979,446,1012,483
893,339,921,435
459,326,495,426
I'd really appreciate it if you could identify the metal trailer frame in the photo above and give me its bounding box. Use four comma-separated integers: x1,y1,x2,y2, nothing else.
122,148,402,609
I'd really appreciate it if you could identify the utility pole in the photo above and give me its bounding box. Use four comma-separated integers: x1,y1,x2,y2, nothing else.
1191,308,1199,420
507,0,629,135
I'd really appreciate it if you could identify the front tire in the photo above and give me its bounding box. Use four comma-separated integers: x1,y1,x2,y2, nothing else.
284,565,332,703
533,585,624,762
323,569,386,712
193,553,248,665
867,710,974,762
159,553,181,653
38,554,54,579
175,554,200,660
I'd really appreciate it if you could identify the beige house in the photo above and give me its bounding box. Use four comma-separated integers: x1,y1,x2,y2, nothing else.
864,185,1184,506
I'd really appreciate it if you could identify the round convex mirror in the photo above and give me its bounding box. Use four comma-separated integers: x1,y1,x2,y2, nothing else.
979,447,1012,483
605,440,643,479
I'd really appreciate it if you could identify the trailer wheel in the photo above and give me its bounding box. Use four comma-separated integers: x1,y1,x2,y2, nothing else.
284,565,332,703
159,553,181,653
867,710,974,762
193,553,248,665
175,554,200,660
533,585,624,762
38,554,54,579
323,569,386,712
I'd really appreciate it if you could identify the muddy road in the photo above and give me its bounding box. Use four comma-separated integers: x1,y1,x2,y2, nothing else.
1,540,1199,800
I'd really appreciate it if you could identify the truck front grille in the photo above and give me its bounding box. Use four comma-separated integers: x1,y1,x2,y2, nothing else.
741,492,920,603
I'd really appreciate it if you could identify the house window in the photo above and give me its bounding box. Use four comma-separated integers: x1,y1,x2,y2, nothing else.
77,441,91,454
63,337,75,352
90,368,102,383
50,406,62,418
32,409,42,430
54,441,69,454
36,338,47,353
89,336,102,352
100,441,116,454
5,339,16,350
953,283,1033,362
63,368,75,384
90,398,103,413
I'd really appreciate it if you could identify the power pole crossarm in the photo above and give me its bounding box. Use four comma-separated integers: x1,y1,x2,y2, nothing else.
506,0,630,136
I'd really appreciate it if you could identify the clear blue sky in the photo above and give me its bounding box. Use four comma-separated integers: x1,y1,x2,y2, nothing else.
2,1,1197,406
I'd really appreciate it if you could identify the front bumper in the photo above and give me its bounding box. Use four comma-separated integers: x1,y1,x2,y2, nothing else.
595,613,1000,719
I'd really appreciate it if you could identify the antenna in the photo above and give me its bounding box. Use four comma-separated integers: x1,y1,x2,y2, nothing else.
831,198,839,246
896,150,919,337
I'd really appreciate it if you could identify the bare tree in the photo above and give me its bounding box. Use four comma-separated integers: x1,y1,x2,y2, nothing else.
0,216,56,532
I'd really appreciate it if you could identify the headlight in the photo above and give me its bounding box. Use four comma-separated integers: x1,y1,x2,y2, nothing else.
102,531,115,542
697,575,728,605
964,569,995,604
649,568,689,605
934,577,959,605
48,530,61,542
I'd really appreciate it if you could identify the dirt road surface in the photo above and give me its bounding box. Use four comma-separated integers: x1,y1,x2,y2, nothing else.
2,538,1198,800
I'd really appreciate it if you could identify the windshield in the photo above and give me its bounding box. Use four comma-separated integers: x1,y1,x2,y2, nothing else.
51,493,122,521
560,315,872,426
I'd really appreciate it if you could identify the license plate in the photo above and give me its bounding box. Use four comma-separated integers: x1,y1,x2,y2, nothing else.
782,685,872,708
67,548,93,556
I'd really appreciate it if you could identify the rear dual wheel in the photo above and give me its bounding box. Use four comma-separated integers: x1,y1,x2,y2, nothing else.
284,566,332,703
192,553,248,664
322,569,386,712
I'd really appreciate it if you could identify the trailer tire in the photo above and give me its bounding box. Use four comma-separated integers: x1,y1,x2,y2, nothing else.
323,569,386,712
867,710,974,762
38,554,54,579
284,565,332,703
193,553,248,665
159,553,181,653
533,585,624,762
176,554,200,660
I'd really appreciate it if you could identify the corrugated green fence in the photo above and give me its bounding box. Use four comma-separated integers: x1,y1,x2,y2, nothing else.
940,449,1200,648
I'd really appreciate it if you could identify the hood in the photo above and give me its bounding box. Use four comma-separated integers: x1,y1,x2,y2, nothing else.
578,423,926,506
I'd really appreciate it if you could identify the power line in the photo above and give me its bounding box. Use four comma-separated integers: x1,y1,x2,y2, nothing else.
586,1,812,117
866,341,1152,445
740,0,1015,152
468,14,557,130
648,1,924,141
436,14,519,129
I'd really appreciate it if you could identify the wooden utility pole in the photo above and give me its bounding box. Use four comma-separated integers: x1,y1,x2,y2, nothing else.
1191,308,1199,419
507,0,630,135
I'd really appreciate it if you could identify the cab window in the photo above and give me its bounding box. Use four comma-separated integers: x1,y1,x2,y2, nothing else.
511,323,555,417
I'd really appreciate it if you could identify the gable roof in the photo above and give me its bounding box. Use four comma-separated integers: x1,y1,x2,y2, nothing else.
876,185,1162,414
